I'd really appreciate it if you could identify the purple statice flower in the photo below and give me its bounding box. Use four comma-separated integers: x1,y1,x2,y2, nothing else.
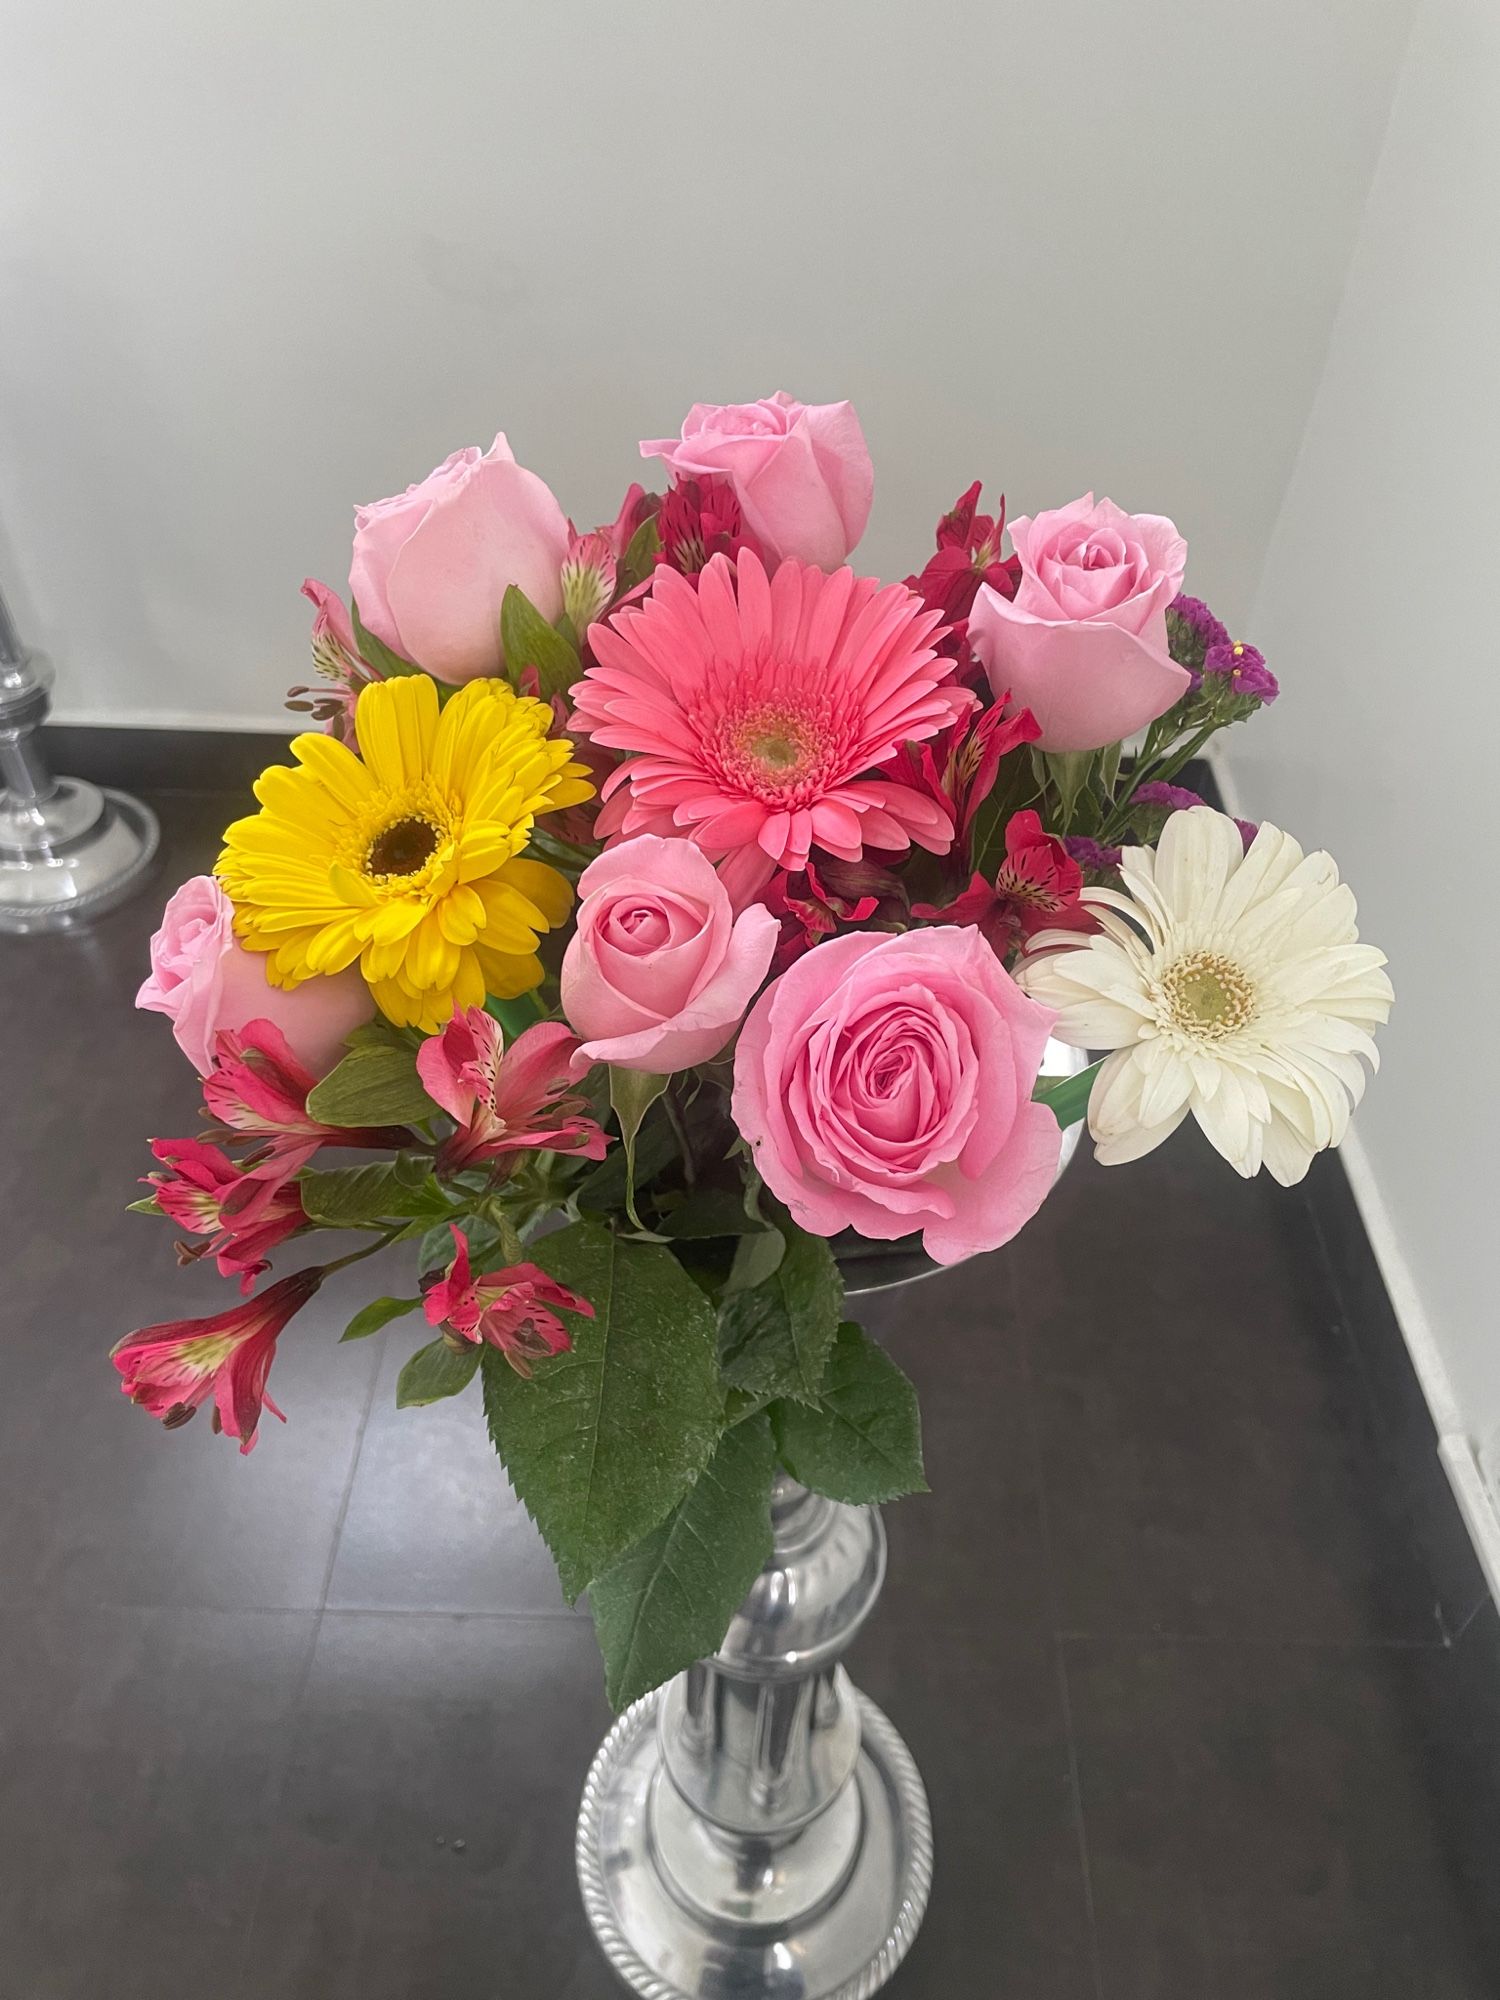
1166,593,1230,682
1063,834,1122,873
1234,817,1259,852
1204,639,1279,707
1132,781,1207,812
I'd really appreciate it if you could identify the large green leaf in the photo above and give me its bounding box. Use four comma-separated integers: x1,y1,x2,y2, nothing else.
500,584,581,700
349,599,423,679
770,1322,926,1504
298,1159,450,1230
717,1220,842,1407
1032,1059,1102,1131
590,1416,776,1711
306,1042,439,1128
396,1338,480,1407
482,1219,723,1600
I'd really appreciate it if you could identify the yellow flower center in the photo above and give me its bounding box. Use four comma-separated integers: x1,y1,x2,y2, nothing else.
177,1332,240,1372
1159,950,1256,1040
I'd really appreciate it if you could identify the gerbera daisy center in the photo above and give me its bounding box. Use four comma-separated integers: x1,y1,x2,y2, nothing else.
1158,950,1256,1040
365,814,442,878
726,702,822,791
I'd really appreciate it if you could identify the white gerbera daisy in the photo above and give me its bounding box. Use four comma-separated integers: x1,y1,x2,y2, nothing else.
1018,806,1392,1185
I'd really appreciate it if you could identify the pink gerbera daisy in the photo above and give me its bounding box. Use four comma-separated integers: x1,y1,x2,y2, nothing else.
571,552,975,900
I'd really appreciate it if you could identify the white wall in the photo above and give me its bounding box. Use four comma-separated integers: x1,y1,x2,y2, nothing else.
1227,0,1500,1524
0,0,1411,728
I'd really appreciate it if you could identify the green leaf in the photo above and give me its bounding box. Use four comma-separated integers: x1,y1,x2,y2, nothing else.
1042,748,1096,830
298,1160,451,1230
610,1067,671,1231
1032,1059,1102,1131
500,584,581,700
724,1223,785,1292
616,513,662,594
482,1218,722,1600
590,1416,776,1710
660,1188,769,1241
349,599,424,679
487,990,547,1039
306,1042,438,1128
574,1110,678,1215
770,1322,926,1504
126,1196,164,1217
717,1219,841,1407
416,1213,502,1276
341,1294,422,1342
396,1338,480,1407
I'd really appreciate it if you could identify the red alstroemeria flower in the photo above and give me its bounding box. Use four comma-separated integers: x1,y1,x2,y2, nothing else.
763,858,905,975
656,474,764,578
111,1265,323,1453
424,1225,592,1377
145,1136,306,1293
915,810,1093,957
200,1020,413,1204
415,1007,609,1175
886,699,1041,864
906,481,1023,627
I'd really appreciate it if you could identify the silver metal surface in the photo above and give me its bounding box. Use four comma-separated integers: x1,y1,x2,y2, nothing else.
0,587,160,932
575,1478,931,1998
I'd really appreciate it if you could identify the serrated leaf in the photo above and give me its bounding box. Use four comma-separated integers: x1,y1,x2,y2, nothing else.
350,599,423,679
1032,1059,1102,1131
298,1160,450,1230
306,1043,438,1128
396,1338,479,1407
724,1223,785,1293
341,1295,422,1342
482,1219,722,1600
717,1220,841,1406
770,1322,926,1504
500,584,581,700
590,1416,775,1711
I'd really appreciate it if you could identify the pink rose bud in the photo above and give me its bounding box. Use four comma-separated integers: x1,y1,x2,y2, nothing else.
640,393,873,571
966,494,1192,752
561,835,780,1074
349,434,570,685
732,926,1062,1266
136,875,372,1078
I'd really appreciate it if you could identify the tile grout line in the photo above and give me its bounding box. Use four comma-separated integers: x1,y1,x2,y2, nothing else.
1015,1303,1108,2000
228,1327,392,1998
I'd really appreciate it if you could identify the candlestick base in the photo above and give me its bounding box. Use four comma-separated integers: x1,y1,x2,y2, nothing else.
577,1683,931,2000
0,779,159,933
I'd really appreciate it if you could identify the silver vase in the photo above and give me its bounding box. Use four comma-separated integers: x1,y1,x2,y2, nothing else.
576,1471,931,1999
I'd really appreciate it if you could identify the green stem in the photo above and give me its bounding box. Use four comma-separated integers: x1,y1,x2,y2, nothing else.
318,1229,402,1279
1097,723,1220,844
662,1087,697,1189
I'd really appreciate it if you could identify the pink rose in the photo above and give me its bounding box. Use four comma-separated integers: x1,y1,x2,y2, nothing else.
966,494,1191,753
732,926,1061,1265
137,875,372,1077
640,393,873,571
349,434,570,685
561,836,779,1074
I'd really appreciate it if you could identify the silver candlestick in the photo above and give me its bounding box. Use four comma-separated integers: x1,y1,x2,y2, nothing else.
0,585,159,933
576,1472,931,2000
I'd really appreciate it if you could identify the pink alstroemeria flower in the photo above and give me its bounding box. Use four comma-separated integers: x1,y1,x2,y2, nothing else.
906,481,1023,627
285,579,384,745
145,1136,306,1293
111,1266,323,1453
415,1008,609,1174
655,475,764,578
424,1225,592,1377
915,810,1094,957
886,698,1041,864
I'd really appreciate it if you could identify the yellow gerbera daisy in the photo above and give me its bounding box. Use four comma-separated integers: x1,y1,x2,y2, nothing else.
217,675,594,1033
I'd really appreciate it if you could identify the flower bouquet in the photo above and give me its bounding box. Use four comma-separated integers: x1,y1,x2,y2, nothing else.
114,393,1392,1985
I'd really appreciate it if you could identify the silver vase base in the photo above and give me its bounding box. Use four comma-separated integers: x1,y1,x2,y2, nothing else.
0,783,160,933
577,1687,933,2000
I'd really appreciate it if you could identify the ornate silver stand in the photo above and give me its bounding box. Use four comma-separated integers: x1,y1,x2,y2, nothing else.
576,1475,931,1999
0,585,159,932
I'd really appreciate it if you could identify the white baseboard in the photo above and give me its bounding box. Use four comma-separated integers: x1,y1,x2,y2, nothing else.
48,705,288,734
1208,740,1500,1617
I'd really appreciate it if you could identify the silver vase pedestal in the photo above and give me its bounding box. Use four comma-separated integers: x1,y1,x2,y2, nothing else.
576,1474,930,1999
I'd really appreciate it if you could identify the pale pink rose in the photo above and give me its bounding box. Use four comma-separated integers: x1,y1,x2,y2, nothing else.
562,836,780,1074
732,926,1061,1265
967,494,1191,753
349,434,570,685
640,393,873,571
136,876,372,1077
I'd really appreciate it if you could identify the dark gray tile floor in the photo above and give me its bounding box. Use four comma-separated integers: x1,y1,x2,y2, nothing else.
3,779,1498,1999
